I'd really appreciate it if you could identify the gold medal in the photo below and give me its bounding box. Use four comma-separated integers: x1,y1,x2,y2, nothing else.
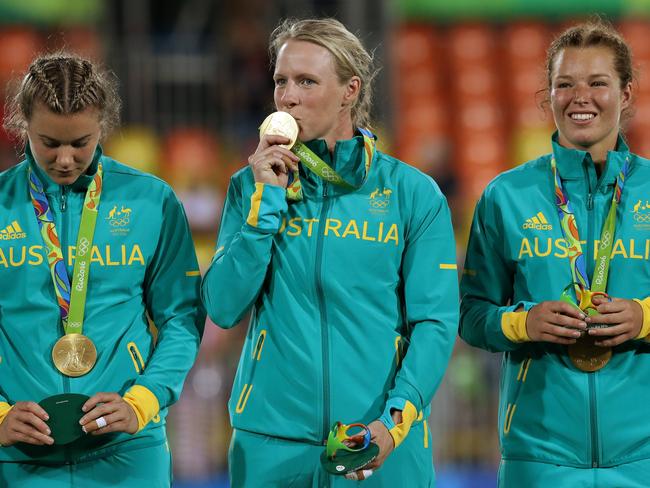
568,335,611,372
259,111,299,149
52,334,97,377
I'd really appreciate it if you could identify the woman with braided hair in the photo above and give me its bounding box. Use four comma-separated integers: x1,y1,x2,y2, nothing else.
0,52,204,486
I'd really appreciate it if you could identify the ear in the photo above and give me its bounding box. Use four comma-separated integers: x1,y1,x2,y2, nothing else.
342,76,361,106
621,81,632,111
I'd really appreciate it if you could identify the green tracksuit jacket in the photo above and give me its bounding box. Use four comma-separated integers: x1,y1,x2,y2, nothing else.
0,146,205,463
202,135,458,444
460,134,650,468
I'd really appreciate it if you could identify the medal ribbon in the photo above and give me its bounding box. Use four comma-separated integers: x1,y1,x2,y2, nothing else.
551,157,628,305
29,164,103,335
286,128,376,201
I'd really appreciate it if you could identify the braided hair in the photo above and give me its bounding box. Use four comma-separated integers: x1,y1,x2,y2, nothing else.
4,52,121,143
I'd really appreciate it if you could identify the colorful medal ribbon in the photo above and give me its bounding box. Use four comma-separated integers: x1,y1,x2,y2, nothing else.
286,128,376,201
551,157,628,305
28,164,103,334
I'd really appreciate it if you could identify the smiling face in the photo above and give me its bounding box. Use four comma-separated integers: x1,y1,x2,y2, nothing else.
273,39,360,150
27,102,102,186
550,46,632,162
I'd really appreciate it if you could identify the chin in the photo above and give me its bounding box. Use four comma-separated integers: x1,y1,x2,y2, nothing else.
51,175,78,186
562,130,598,150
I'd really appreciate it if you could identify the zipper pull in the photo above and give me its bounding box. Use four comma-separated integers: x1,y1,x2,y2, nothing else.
587,193,593,210
60,187,68,212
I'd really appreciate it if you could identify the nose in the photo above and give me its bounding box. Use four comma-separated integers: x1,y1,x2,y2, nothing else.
278,81,299,109
56,146,75,167
573,84,590,104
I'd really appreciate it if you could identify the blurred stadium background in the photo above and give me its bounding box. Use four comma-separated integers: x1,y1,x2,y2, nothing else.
2,1,650,486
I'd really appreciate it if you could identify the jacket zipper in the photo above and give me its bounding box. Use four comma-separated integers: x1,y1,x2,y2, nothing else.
584,162,599,467
60,185,69,212
316,183,332,442
60,185,72,394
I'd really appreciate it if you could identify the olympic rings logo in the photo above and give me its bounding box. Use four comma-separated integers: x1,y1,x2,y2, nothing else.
634,213,650,222
77,238,90,256
321,168,340,182
599,231,612,248
369,199,389,208
109,218,130,227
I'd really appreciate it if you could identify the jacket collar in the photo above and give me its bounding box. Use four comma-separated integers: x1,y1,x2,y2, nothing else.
300,130,376,194
550,131,631,186
26,144,103,194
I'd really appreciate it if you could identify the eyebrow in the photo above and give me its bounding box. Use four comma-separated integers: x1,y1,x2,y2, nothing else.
273,71,319,79
38,134,93,144
555,73,612,79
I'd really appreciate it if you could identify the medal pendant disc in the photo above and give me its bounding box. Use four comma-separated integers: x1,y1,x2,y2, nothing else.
52,334,97,377
568,335,611,372
259,111,299,149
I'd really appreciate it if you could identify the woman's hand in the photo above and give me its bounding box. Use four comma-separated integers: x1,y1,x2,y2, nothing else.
79,392,138,435
248,135,300,188
0,402,53,446
586,296,643,346
345,410,402,481
526,301,587,344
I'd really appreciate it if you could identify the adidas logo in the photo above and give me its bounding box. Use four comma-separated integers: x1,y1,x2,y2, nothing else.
0,220,27,240
522,212,553,231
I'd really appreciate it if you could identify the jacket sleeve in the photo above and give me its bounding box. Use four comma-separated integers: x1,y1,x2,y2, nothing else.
459,189,536,352
201,177,287,328
386,178,458,413
127,187,205,416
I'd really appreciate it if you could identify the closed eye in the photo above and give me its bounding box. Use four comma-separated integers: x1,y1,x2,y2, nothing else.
71,138,90,148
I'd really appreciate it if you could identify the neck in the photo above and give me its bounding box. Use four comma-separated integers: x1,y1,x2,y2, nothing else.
588,148,608,166
323,115,355,153
593,160,604,178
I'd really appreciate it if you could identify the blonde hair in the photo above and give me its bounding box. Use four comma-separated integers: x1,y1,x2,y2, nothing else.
4,52,121,143
269,18,377,129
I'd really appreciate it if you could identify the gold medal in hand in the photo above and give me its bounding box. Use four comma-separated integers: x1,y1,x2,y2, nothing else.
259,111,299,149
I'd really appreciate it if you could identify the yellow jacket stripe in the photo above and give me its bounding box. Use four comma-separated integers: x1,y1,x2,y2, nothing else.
246,183,265,228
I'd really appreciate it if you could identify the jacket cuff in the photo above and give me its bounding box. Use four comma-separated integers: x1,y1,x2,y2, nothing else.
633,298,650,339
123,385,160,433
0,402,12,426
245,183,287,232
501,311,530,342
379,398,418,449
0,402,12,446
